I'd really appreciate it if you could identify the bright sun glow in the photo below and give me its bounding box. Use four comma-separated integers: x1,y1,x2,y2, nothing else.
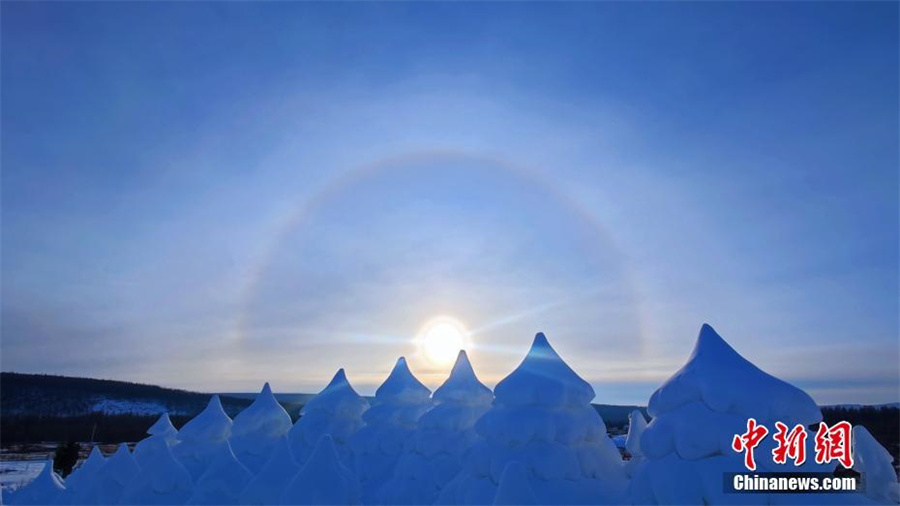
418,317,470,366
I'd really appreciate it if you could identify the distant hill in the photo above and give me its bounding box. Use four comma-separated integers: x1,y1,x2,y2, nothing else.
0,372,259,418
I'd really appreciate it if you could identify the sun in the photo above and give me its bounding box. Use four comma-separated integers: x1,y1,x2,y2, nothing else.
417,316,471,366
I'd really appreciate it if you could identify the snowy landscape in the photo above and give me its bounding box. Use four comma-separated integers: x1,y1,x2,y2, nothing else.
3,325,898,505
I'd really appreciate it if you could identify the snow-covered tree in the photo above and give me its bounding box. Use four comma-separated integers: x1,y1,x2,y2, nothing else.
186,441,252,505
230,383,293,474
281,435,361,506
350,357,432,504
174,395,234,481
852,426,900,504
82,443,141,505
120,436,194,505
288,369,369,468
629,324,837,505
380,350,492,504
439,332,627,505
9,461,64,505
239,436,301,506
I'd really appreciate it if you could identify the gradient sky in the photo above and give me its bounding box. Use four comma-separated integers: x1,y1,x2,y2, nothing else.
2,2,898,405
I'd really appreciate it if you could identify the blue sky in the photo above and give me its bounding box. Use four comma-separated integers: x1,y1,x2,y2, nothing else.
2,2,897,405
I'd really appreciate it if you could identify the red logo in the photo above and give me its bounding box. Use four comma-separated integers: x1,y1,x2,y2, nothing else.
772,422,808,466
732,418,769,471
733,419,853,470
814,421,853,469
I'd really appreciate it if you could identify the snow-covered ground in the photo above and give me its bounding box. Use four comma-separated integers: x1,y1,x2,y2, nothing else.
90,398,175,416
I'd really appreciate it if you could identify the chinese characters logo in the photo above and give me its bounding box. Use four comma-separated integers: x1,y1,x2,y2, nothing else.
732,418,853,471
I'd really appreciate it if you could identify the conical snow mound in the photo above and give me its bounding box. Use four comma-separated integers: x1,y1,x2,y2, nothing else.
134,412,179,468
631,324,840,505
852,426,900,503
83,443,141,505
178,395,233,443
174,395,234,481
648,324,820,425
10,461,64,505
231,383,292,473
440,332,626,505
625,410,648,459
58,446,105,504
374,357,431,404
281,435,360,505
494,332,595,407
120,437,194,505
289,368,369,467
433,350,493,404
239,436,300,506
149,412,178,438
186,441,252,505
351,357,432,503
380,351,493,504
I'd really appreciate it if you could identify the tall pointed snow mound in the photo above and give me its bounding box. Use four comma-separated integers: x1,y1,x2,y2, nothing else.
174,395,234,481
134,412,179,468
10,461,64,505
631,324,839,505
119,437,194,505
648,324,820,425
852,426,900,503
178,395,233,442
493,332,595,407
440,332,626,505
380,350,493,504
289,368,369,467
492,462,538,506
239,436,300,506
58,446,106,504
624,410,648,459
350,357,432,503
281,435,360,505
231,382,293,473
375,357,432,403
186,441,253,505
433,350,493,404
149,413,178,439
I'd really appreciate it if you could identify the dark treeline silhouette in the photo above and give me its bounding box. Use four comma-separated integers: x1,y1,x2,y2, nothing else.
1,372,256,418
2,413,195,444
